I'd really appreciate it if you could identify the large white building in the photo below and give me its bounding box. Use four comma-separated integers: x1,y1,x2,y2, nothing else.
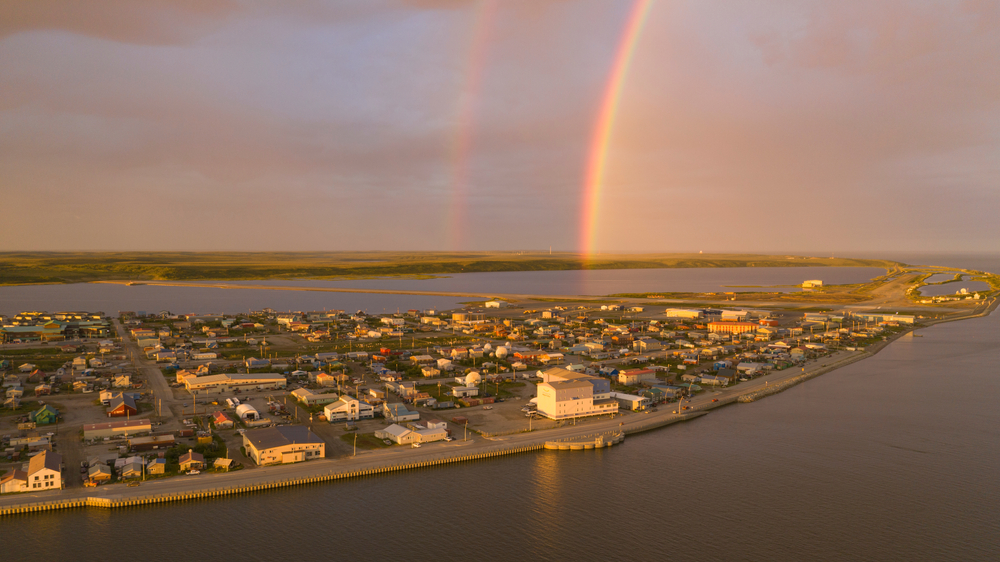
535,369,618,421
290,388,341,406
666,308,703,319
183,373,286,394
0,451,63,493
324,396,374,422
243,426,325,466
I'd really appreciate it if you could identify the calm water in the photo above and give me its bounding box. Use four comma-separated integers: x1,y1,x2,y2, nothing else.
923,272,961,283
224,266,887,295
855,252,1000,274
919,279,991,297
0,283,466,317
5,305,998,561
0,267,887,316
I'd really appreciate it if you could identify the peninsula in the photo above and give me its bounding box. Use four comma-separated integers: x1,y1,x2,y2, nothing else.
0,256,996,516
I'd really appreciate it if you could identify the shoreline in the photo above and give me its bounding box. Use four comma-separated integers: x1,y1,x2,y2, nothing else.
1,299,995,517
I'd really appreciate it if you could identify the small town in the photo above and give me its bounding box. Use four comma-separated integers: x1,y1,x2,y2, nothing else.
0,292,935,497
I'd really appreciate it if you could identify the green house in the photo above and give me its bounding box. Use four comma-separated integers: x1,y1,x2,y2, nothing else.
30,404,59,425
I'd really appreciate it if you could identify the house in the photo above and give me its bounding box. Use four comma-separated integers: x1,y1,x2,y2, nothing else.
243,426,325,466
88,463,113,482
30,404,60,425
616,369,658,386
113,375,132,387
26,451,62,491
244,357,271,369
315,373,339,387
699,374,728,386
323,396,374,422
634,337,662,352
178,449,205,471
120,461,144,479
715,368,738,383
0,469,28,493
374,424,419,445
414,427,448,443
107,393,138,417
212,411,235,429
383,403,420,423
610,392,652,411
147,458,167,475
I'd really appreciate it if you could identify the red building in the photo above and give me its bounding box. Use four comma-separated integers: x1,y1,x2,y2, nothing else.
707,322,759,335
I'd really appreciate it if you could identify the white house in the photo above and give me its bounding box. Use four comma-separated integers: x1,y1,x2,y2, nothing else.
535,379,618,420
27,451,62,491
324,396,374,422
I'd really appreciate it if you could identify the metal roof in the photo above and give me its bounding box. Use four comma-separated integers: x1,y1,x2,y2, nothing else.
244,425,322,451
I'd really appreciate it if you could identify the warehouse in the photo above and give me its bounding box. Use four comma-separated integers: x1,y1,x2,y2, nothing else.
183,373,286,394
83,419,152,440
665,308,702,319
707,321,759,335
243,425,325,466
610,392,652,411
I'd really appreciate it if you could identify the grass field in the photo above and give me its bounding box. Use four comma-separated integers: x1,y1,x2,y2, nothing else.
0,252,901,286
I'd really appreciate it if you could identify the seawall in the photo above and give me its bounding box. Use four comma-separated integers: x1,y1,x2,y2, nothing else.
0,441,546,516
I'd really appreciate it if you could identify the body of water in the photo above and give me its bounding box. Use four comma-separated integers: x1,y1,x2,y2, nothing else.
923,272,961,284
853,252,1000,274
0,267,888,317
0,283,466,317
224,266,887,295
4,305,998,561
919,278,991,297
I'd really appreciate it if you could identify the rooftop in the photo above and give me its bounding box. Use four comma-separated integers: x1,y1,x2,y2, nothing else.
244,425,323,450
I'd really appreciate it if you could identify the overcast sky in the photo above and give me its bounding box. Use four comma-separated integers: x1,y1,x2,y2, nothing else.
1,0,998,254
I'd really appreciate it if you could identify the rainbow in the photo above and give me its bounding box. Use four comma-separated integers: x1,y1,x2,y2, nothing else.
580,0,654,258
447,0,498,250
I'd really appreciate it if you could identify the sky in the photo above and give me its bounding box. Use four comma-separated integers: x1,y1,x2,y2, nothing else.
1,0,998,254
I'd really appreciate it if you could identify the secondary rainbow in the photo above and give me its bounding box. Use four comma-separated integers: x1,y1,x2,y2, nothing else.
447,0,498,250
580,0,654,258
